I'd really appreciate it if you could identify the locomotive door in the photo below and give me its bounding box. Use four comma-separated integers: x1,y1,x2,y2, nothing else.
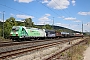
21,28,26,37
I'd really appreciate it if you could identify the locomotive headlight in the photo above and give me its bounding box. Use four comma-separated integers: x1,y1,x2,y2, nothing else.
16,34,18,36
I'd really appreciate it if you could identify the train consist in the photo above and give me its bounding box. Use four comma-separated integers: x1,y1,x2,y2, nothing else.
10,26,83,41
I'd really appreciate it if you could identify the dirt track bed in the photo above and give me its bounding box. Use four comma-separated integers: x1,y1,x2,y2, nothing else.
0,37,11,42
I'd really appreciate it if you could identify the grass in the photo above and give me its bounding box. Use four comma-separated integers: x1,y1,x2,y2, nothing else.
70,45,86,60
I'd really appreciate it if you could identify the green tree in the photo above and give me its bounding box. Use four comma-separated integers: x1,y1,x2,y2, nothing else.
24,18,34,27
4,17,16,38
16,21,24,26
43,24,52,30
34,26,42,29
0,28,2,36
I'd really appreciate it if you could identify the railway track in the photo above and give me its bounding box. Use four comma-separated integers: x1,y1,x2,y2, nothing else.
0,37,83,60
0,37,80,47
0,38,64,47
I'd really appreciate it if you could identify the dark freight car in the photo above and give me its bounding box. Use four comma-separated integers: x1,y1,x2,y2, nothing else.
45,30,56,38
61,32,70,37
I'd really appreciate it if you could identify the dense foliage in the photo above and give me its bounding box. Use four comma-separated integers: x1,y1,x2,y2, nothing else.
0,17,35,38
4,17,16,38
24,18,34,27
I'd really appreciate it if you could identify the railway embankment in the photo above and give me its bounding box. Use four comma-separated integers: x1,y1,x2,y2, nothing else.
83,37,90,60
11,37,89,60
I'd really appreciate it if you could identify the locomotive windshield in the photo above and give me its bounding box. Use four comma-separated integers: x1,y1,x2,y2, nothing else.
12,26,20,31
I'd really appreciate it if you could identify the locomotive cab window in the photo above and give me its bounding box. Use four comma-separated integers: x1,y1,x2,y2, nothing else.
22,28,24,31
12,27,19,31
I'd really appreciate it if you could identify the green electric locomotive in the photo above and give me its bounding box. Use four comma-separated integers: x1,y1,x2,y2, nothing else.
10,26,46,41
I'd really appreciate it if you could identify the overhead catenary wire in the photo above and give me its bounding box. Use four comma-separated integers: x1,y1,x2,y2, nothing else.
0,0,72,19
13,2,40,19
0,2,62,20
0,0,74,22
0,3,33,17
36,0,61,17
36,0,73,18
0,2,63,27
53,0,71,17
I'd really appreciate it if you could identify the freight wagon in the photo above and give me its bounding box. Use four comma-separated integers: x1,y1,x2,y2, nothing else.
55,31,62,38
45,30,56,39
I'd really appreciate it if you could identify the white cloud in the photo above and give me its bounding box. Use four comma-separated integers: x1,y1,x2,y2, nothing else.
45,13,51,17
14,0,34,3
46,0,70,10
64,17,76,21
56,23,78,29
10,13,15,17
78,11,90,16
71,0,75,6
39,14,51,21
36,22,44,25
37,21,50,25
37,14,51,25
55,22,82,32
55,23,70,29
55,23,62,25
16,14,34,19
42,0,49,3
64,17,81,22
39,17,49,21
74,20,81,22
55,23,70,27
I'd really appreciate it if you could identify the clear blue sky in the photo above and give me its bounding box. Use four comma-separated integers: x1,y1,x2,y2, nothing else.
0,0,90,32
